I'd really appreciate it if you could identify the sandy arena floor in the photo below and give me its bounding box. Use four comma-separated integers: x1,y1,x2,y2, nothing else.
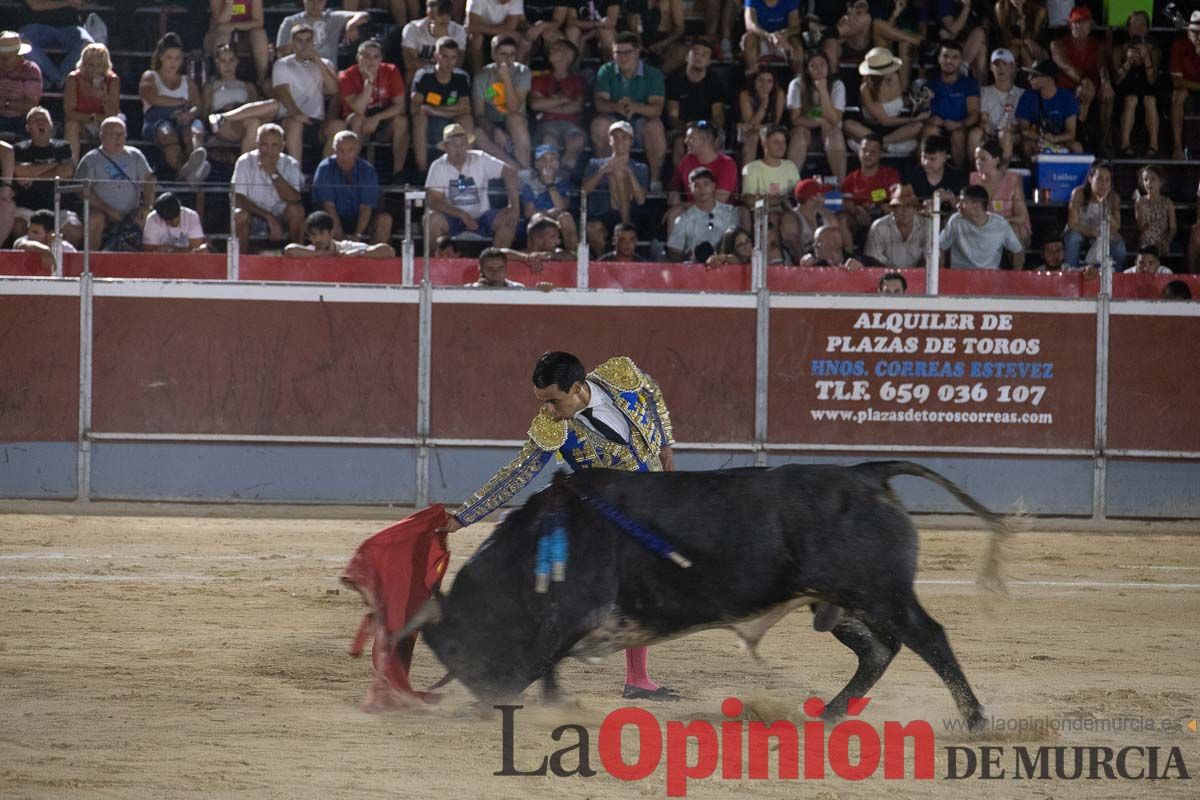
0,506,1197,799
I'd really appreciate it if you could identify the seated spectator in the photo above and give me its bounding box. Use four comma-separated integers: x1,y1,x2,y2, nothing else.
205,45,277,155
921,42,981,167
907,134,966,210
971,48,1024,165
343,0,408,24
143,192,209,253
836,1,925,73
17,0,90,91
424,123,520,247
866,184,929,268
411,36,473,173
12,106,80,248
970,138,1030,248
846,48,926,158
472,35,532,168
285,210,396,258
994,0,1047,68
632,0,687,75
938,184,1025,270
395,0,467,77
1123,245,1171,275
840,134,902,247
1064,162,1124,269
799,223,879,269
937,0,989,78
0,140,12,245
667,120,737,237
272,24,346,161
529,38,587,171
581,120,648,257
666,38,726,168
13,208,75,267
566,0,620,61
1169,11,1200,160
1016,59,1082,158
1036,236,1065,270
520,143,579,251
74,117,156,251
786,50,847,179
277,0,370,64
0,31,41,137
1161,280,1193,300
667,167,739,262
1049,5,1112,153
521,0,571,60
466,246,526,286
705,225,753,269
523,213,573,261
232,123,306,251
591,33,668,193
878,271,907,294
140,34,207,183
62,43,119,163
742,124,801,259
312,130,395,245
465,0,523,72
205,0,271,85
742,0,803,72
791,177,835,255
737,68,785,166
1133,166,1175,261
434,234,461,257
598,221,643,262
1113,11,1159,158
340,39,410,183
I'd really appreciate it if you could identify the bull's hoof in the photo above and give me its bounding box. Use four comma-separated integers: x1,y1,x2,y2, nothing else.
966,708,987,734
811,602,843,632
622,685,682,702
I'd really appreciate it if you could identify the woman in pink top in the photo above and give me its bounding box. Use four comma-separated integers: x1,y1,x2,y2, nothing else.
970,137,1030,247
63,43,121,162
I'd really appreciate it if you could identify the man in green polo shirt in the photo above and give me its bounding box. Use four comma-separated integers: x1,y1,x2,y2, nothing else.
589,32,667,193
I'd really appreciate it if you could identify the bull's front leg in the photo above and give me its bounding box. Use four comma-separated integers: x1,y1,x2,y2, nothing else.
821,615,900,721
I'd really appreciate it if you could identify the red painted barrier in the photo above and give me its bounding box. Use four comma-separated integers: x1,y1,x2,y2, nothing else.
0,250,52,276
239,255,404,284
0,295,80,440
768,266,925,293
939,269,1084,297
426,257,577,288
591,261,752,291
61,252,228,280
1083,273,1200,300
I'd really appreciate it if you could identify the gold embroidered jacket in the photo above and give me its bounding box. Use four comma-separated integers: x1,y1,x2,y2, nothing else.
453,356,674,526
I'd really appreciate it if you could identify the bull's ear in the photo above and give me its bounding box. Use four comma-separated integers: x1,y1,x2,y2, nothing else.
391,595,443,645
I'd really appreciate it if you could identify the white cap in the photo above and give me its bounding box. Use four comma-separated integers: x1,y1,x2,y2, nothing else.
990,48,1015,64
1190,10,1200,31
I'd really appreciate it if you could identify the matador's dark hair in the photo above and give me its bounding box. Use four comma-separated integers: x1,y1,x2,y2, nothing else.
532,351,586,392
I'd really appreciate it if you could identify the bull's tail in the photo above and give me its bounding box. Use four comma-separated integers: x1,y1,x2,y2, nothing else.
855,460,1012,594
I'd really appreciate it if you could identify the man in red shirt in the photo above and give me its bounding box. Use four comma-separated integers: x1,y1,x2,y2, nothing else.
1049,5,1113,153
1170,11,1200,159
665,119,738,239
529,38,587,171
840,134,901,248
340,39,410,183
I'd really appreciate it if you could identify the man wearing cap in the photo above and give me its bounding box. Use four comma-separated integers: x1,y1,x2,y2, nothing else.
791,178,835,255
973,48,1025,164
582,119,649,257
866,184,930,268
591,32,668,193
667,167,739,262
0,31,41,136
1049,5,1113,153
1169,11,1200,160
519,143,579,251
938,184,1025,270
922,41,981,168
411,36,474,174
425,123,520,247
1015,59,1082,158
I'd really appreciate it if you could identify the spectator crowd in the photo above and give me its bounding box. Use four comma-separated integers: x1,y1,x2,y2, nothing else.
2,0,1200,277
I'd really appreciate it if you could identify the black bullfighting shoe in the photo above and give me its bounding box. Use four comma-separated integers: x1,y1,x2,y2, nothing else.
622,685,682,702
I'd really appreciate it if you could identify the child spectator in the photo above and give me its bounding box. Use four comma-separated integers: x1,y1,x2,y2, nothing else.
520,143,579,251
1133,165,1176,260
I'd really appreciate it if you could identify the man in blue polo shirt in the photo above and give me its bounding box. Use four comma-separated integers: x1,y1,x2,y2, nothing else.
1015,59,1083,159
921,40,980,168
311,130,395,245
590,32,668,192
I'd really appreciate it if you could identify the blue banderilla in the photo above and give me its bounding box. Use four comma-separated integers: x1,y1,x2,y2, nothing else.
562,483,692,569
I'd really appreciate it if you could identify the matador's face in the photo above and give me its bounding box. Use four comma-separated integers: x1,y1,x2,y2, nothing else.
534,382,589,421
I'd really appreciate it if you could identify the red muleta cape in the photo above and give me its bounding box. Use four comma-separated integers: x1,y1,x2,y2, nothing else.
341,504,450,712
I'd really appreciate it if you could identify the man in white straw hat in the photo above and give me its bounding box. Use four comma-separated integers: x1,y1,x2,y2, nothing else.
424,122,520,247
0,31,40,137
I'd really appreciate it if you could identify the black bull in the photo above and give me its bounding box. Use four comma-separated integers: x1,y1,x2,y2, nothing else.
401,461,1010,729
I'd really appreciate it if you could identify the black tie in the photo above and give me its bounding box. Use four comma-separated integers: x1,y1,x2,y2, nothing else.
580,408,626,444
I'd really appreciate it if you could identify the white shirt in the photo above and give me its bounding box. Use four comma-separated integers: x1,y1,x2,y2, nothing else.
143,206,204,248
980,84,1024,136
467,0,524,25
1122,265,1173,275
575,379,631,443
865,213,930,268
271,54,335,120
401,18,468,63
232,150,304,217
426,150,508,218
786,76,846,111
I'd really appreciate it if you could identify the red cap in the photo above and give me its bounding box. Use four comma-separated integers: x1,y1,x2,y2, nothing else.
794,178,834,202
1068,5,1092,22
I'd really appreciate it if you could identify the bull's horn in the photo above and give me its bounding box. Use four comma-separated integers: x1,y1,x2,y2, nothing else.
389,596,443,647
